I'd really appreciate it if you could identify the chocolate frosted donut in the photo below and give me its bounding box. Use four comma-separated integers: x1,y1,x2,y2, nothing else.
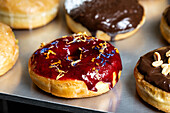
64,0,145,41
160,6,170,43
134,46,170,112
29,33,122,98
138,46,170,92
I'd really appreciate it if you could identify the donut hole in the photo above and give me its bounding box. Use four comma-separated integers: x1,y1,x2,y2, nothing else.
67,49,82,61
67,56,79,61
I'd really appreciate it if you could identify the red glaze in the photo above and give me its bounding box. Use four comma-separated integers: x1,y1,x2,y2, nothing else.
31,33,122,91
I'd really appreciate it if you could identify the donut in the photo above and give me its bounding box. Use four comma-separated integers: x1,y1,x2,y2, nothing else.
28,32,122,98
0,0,59,29
160,6,170,43
64,0,145,41
139,0,167,20
134,46,170,112
0,22,19,76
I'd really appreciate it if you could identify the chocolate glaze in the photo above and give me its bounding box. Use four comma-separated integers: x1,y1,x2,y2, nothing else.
138,46,170,92
31,34,122,91
65,0,144,41
163,6,170,26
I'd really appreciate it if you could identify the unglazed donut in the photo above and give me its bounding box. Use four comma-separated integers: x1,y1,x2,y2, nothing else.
160,6,170,43
134,46,170,112
29,33,122,98
64,0,145,41
0,22,19,76
0,0,59,29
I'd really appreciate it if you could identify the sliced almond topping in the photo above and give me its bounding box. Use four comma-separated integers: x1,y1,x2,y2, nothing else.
153,52,161,61
161,65,170,76
152,60,163,67
166,50,170,57
161,63,170,68
152,50,170,76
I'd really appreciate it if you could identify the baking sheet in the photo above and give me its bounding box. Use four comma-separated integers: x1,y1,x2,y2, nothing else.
0,0,169,112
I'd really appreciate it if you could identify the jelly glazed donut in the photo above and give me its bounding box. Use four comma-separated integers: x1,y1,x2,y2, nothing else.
134,46,170,112
64,0,145,41
160,6,170,43
28,33,122,98
0,0,59,29
0,22,19,76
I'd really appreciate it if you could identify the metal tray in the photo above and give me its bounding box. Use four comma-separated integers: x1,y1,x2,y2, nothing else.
0,0,169,113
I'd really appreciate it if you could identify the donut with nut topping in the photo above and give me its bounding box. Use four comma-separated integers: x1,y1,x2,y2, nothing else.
134,46,170,112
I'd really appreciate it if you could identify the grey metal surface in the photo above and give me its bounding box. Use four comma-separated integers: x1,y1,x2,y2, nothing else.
0,0,169,113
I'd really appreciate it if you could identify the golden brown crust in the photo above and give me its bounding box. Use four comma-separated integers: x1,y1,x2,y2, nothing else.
65,13,145,41
0,0,59,14
0,0,59,29
0,22,19,76
134,60,170,112
28,59,121,98
160,7,170,43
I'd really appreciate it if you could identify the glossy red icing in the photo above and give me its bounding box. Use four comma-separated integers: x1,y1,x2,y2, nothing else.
31,33,122,91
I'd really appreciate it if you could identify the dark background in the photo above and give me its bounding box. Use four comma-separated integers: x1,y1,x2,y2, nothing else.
0,99,71,113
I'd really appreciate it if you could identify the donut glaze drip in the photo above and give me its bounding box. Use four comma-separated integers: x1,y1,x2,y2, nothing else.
31,33,122,91
65,0,144,41
138,46,170,92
